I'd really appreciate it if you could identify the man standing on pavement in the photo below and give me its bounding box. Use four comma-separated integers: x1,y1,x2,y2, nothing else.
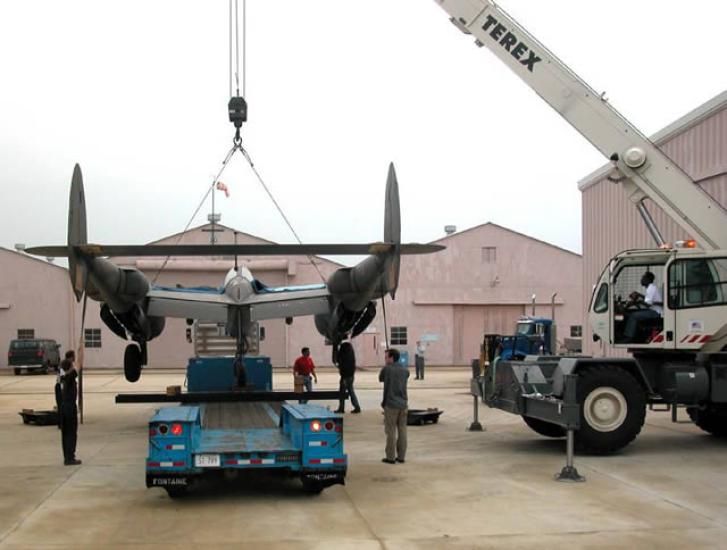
379,348,409,464
59,350,82,465
293,347,317,404
334,342,361,414
415,340,427,380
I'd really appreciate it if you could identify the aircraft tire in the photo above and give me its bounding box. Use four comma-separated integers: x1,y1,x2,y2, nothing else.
124,344,142,383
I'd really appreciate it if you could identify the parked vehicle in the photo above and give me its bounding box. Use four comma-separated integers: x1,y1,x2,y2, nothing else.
7,339,61,375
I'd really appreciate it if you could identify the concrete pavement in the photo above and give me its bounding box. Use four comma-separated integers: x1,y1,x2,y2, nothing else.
1,367,727,548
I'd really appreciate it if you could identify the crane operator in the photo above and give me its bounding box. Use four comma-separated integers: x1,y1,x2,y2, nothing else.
624,271,663,342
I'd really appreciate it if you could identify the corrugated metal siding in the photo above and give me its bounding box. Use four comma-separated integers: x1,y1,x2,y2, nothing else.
582,105,727,356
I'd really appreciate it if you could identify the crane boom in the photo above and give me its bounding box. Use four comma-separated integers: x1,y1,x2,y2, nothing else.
434,0,727,250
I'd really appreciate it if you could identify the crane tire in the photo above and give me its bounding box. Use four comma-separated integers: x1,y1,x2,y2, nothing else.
575,365,645,455
686,406,727,437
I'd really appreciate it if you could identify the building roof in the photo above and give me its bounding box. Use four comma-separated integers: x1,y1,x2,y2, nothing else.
135,223,345,268
430,222,582,258
578,90,727,191
149,223,275,246
0,246,69,273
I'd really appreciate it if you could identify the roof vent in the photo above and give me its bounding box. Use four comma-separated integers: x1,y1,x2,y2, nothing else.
444,225,457,235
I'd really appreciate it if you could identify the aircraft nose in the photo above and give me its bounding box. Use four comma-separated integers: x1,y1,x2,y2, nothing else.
225,277,253,303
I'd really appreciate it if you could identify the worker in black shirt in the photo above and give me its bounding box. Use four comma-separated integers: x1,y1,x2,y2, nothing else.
59,350,82,466
334,342,361,414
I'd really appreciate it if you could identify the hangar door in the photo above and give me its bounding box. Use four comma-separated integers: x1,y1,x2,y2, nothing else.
453,305,524,365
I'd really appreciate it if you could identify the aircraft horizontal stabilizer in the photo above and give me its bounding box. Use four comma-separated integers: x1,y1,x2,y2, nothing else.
26,242,444,258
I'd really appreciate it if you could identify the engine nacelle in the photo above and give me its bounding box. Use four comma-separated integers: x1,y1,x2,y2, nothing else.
87,258,150,313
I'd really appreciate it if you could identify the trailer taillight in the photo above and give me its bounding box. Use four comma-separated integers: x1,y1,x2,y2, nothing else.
324,421,334,431
171,423,183,436
310,420,321,432
37,350,44,357
158,424,169,435
149,427,157,436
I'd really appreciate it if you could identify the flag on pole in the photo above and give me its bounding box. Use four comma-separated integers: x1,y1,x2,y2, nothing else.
216,181,230,198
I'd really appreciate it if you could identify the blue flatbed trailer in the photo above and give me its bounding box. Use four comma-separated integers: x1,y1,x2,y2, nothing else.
117,356,347,497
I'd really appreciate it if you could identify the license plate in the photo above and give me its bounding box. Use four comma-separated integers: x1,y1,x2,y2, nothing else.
194,454,220,468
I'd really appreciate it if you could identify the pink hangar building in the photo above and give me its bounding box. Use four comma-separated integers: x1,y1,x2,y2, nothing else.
0,220,583,370
580,91,727,357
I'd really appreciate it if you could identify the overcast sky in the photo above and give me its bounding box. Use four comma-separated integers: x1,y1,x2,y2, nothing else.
1,0,725,266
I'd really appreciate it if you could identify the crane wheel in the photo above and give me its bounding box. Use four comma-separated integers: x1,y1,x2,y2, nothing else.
522,416,566,438
575,365,646,455
686,406,727,437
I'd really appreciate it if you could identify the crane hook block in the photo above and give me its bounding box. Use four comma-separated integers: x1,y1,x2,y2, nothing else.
228,96,248,128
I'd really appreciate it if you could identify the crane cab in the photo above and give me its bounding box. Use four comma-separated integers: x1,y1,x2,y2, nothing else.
589,247,727,352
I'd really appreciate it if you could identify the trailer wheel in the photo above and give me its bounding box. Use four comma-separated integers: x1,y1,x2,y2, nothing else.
301,480,324,495
14,368,21,375
687,406,727,437
164,486,187,498
575,366,645,454
522,416,566,438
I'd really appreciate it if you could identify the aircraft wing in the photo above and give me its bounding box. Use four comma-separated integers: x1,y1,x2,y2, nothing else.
146,285,331,323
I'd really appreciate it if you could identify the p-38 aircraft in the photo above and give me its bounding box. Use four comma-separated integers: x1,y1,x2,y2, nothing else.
27,163,443,382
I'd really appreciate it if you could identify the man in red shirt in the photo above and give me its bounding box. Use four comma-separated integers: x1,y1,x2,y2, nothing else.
293,347,317,403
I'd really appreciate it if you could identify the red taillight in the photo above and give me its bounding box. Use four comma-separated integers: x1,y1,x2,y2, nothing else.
334,425,342,433
170,423,183,436
172,461,185,467
310,420,321,432
149,428,157,437
324,421,334,431
37,350,44,357
158,424,169,435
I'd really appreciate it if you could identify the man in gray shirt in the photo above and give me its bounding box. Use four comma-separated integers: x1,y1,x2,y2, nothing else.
379,348,409,464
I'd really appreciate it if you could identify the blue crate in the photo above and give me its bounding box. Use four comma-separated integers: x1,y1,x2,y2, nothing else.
187,356,272,392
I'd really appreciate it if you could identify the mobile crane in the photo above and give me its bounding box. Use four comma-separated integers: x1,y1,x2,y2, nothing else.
433,0,727,456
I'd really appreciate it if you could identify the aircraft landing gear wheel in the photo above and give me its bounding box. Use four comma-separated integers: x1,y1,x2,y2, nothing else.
522,415,566,438
575,366,645,455
124,344,143,383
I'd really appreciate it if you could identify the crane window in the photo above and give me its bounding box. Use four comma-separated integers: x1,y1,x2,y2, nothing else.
592,283,609,314
668,258,726,310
